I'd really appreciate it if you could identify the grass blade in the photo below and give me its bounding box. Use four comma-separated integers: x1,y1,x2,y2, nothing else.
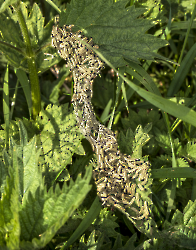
3,63,9,150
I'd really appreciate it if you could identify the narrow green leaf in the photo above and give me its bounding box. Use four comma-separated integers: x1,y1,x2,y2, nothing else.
0,0,19,13
61,196,101,250
92,46,196,128
100,99,112,123
15,69,32,118
126,62,161,96
151,167,196,179
45,0,61,14
3,64,9,150
18,120,28,147
167,43,196,97
6,146,20,250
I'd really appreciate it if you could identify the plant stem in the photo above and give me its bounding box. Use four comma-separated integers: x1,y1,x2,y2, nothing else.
13,2,41,119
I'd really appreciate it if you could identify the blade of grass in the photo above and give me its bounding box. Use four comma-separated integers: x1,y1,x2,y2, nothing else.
191,179,196,201
177,4,196,66
163,113,178,221
126,62,161,96
167,42,196,97
45,0,61,14
3,63,9,150
10,77,19,120
151,167,196,179
167,3,196,97
91,45,196,128
60,196,101,250
100,98,112,123
15,69,32,119
108,68,123,129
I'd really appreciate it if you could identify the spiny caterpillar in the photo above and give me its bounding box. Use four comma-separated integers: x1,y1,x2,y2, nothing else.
51,16,151,223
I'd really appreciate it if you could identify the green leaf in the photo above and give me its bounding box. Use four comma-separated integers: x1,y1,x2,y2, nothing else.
167,43,196,97
3,64,9,150
154,127,182,155
0,0,19,13
6,147,20,250
113,234,122,250
0,3,61,73
182,140,196,161
19,165,92,249
62,195,102,250
0,104,85,186
37,104,85,174
0,11,24,47
15,69,32,118
26,3,44,46
165,200,196,249
58,0,168,67
91,47,196,128
118,124,152,159
151,167,196,179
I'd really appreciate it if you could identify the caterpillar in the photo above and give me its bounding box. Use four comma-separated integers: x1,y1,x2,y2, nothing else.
51,16,151,223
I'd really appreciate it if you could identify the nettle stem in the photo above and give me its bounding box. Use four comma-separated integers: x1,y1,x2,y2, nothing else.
13,2,41,119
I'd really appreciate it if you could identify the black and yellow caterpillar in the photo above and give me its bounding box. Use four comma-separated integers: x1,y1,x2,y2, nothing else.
51,16,151,223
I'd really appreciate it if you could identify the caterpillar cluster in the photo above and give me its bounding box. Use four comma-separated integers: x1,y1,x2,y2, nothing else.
51,16,151,222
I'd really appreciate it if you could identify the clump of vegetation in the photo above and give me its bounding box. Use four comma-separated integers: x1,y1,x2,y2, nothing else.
0,0,196,249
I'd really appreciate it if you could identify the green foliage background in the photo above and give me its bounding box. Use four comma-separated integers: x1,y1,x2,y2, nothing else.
0,0,196,249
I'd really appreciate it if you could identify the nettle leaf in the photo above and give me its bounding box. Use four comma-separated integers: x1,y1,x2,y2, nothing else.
6,147,20,249
0,104,85,185
17,136,43,207
152,154,172,169
18,2,61,73
2,123,43,208
121,109,164,155
152,155,189,170
0,121,92,249
118,124,151,159
154,127,182,155
19,165,92,249
79,231,98,249
161,200,196,249
0,119,39,161
58,0,168,67
26,3,44,47
0,2,60,73
139,0,167,23
0,0,19,13
97,207,119,237
0,158,15,246
121,109,165,132
0,126,42,248
182,140,196,161
181,0,195,12
37,103,85,174
0,10,26,69
0,11,24,47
